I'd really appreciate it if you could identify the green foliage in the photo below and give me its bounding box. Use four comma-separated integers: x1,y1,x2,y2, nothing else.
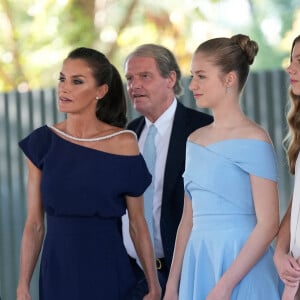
0,0,299,91
60,2,96,46
0,0,96,91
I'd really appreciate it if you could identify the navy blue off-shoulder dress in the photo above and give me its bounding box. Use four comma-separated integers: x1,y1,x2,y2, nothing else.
19,125,151,300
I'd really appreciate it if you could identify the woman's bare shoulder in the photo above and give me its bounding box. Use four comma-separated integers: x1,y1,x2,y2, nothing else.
110,130,139,156
188,125,213,144
242,121,272,143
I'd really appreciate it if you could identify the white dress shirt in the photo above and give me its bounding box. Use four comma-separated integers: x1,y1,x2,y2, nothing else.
122,99,177,261
290,153,300,259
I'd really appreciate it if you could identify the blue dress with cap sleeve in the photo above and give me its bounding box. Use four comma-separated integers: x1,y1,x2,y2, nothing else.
19,125,151,300
179,139,283,300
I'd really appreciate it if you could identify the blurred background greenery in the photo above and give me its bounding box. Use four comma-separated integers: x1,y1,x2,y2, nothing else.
1,0,300,92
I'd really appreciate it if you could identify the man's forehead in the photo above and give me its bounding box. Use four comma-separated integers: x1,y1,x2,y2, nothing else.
125,56,158,72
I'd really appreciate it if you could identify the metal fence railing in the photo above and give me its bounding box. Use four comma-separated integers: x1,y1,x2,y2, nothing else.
0,70,293,299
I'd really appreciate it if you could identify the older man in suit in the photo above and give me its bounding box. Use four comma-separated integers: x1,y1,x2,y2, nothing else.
122,44,213,299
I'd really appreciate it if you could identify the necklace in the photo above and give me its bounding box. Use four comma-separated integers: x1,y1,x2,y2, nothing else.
48,125,136,142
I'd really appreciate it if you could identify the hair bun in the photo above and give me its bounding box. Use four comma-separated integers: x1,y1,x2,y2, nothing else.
231,34,259,65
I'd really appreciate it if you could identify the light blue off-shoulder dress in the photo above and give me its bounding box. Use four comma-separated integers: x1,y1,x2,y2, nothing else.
179,139,283,300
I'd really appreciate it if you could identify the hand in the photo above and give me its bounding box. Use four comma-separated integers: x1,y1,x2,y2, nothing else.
205,280,232,300
16,286,31,300
282,284,300,300
164,281,179,300
143,286,162,300
275,253,300,287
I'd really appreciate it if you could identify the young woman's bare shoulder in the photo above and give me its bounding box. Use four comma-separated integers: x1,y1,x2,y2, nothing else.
188,125,212,144
243,121,272,143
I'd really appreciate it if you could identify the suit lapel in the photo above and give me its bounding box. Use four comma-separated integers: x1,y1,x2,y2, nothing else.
129,117,145,138
129,104,187,201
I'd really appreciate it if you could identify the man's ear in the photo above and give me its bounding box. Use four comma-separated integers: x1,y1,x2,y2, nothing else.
167,70,177,89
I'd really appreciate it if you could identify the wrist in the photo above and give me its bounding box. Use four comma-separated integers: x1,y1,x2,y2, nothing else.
274,248,288,264
147,283,162,299
218,274,235,293
147,277,161,291
17,281,30,290
165,280,178,294
16,283,30,297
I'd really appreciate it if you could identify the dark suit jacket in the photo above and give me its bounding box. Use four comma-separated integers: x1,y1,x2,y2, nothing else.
127,101,213,271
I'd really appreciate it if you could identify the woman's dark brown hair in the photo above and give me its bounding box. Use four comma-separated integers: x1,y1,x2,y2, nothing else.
67,47,127,127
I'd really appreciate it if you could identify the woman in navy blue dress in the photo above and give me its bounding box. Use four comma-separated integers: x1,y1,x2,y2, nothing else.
16,47,161,300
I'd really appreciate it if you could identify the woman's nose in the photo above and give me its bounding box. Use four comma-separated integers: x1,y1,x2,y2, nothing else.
286,63,296,75
189,78,196,91
60,80,71,92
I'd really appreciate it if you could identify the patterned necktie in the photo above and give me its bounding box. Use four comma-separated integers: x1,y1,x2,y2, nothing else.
142,124,157,245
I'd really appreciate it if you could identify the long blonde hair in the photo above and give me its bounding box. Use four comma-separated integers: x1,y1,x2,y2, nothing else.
285,35,300,174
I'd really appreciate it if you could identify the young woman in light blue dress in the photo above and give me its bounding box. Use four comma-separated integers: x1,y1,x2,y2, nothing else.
164,34,283,300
